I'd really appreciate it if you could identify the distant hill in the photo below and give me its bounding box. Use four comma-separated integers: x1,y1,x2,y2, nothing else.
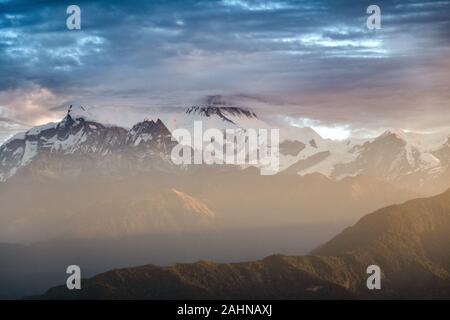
41,190,450,299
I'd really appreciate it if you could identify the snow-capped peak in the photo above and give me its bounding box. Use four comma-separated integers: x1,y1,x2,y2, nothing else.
126,118,173,148
0,108,131,181
378,129,449,153
186,106,257,124
65,105,97,121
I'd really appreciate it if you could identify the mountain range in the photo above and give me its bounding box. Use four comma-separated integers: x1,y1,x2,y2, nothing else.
0,103,449,243
1,102,450,299
1,103,449,194
40,188,450,299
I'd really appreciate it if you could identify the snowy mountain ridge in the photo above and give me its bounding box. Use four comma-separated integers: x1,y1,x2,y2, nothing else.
0,105,449,188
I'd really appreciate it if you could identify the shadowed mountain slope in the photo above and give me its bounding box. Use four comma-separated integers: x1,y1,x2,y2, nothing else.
41,190,450,299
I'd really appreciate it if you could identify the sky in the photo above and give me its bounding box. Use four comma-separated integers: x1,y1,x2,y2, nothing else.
0,0,449,142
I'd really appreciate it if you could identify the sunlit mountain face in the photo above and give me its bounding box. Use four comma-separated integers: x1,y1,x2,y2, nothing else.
0,0,449,300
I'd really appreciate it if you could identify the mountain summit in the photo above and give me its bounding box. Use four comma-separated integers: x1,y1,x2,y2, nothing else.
186,106,257,124
126,118,174,151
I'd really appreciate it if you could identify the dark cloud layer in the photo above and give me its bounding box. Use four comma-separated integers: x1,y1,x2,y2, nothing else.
0,0,449,140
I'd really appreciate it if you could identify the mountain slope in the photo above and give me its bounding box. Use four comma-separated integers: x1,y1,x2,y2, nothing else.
0,107,178,182
41,189,450,299
0,169,216,242
0,113,128,181
1,105,449,196
0,107,439,244
0,155,417,243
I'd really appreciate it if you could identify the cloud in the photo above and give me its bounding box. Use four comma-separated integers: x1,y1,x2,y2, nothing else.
0,85,67,132
0,0,449,142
